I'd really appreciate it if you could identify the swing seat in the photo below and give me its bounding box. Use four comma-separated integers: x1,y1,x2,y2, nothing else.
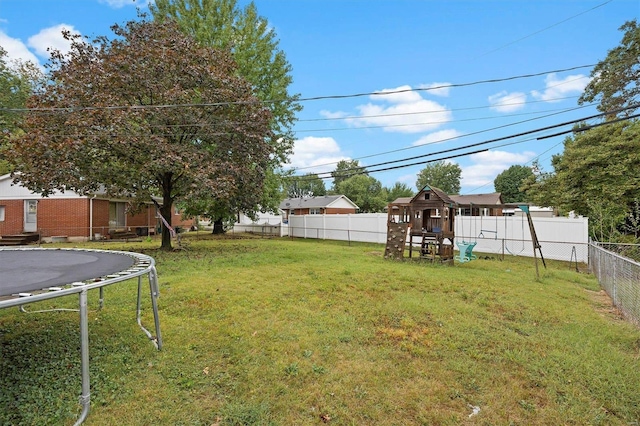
456,241,477,263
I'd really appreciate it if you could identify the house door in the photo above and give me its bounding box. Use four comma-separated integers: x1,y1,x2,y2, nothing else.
24,200,37,232
109,202,126,230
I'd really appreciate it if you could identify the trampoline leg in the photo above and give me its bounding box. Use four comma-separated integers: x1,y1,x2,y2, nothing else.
150,266,163,350
74,289,91,426
136,268,163,350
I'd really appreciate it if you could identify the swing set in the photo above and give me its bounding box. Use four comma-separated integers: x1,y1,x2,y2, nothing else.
456,204,477,263
455,203,546,277
385,187,546,277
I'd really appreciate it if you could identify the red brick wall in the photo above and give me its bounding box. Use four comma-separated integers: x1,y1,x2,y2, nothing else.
325,208,356,214
0,198,195,238
172,206,196,230
37,198,90,237
0,200,24,235
90,199,110,238
128,206,154,226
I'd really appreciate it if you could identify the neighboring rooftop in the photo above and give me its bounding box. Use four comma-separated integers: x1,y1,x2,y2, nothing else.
279,195,358,210
450,193,503,206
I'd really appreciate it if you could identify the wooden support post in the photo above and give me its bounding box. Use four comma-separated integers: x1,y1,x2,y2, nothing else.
519,205,546,279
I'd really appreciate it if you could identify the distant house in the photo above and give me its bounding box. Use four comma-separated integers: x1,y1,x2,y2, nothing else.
450,193,504,216
0,174,194,242
279,195,359,223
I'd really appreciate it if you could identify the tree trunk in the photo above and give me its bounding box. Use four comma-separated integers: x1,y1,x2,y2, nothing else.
160,176,173,250
212,218,225,234
160,202,173,250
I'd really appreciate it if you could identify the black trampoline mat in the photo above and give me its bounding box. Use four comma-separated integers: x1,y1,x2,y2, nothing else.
0,249,135,296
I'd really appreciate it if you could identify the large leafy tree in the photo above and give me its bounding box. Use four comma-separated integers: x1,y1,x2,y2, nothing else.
335,174,386,213
579,20,640,117
151,0,301,228
415,160,461,194
494,165,533,203
331,159,366,190
525,121,640,240
0,48,43,175
7,18,272,249
384,182,414,202
285,173,326,198
530,19,640,241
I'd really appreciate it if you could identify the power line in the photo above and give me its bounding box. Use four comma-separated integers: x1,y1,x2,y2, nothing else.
463,111,640,194
291,103,640,181
0,64,596,113
475,0,614,58
297,65,594,102
295,103,591,134
298,96,582,123
293,104,593,171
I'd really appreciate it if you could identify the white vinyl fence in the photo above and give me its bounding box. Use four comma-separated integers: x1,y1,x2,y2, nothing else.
233,223,287,237
288,213,589,262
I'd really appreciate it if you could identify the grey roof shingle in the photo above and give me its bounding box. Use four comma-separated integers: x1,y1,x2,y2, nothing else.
279,195,357,210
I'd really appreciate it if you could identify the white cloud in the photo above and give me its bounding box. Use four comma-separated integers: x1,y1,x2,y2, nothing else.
488,91,527,113
418,82,452,97
531,73,591,102
412,129,462,146
342,85,452,134
98,0,148,8
320,110,349,119
0,30,40,66
285,136,348,170
461,150,536,191
396,172,419,188
369,85,423,103
27,24,80,58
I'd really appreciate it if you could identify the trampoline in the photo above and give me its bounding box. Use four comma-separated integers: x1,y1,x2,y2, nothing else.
0,247,163,425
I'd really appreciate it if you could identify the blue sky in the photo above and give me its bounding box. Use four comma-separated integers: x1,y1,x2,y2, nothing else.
1,0,638,194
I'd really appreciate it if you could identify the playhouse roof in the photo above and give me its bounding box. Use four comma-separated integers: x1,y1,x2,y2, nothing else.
450,192,503,206
412,185,457,205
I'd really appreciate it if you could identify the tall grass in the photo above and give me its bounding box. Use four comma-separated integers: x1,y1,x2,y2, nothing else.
1,235,639,425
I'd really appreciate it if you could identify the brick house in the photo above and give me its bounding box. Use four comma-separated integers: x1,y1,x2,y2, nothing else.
279,195,359,223
0,174,194,241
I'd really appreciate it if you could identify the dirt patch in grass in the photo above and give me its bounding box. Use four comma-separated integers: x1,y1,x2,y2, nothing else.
586,289,626,321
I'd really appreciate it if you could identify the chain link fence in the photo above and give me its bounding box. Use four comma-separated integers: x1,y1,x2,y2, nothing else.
593,242,640,263
589,241,640,326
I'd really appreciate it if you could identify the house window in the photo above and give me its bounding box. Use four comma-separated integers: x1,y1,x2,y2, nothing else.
109,202,126,229
0,205,4,222
430,209,441,218
309,208,321,215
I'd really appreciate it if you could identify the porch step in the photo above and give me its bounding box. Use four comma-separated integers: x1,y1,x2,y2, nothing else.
108,229,141,241
0,233,40,246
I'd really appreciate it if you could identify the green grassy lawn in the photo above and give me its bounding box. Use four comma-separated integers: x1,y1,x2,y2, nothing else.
1,235,639,425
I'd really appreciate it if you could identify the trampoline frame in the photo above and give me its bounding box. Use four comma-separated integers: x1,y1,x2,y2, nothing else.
0,247,163,426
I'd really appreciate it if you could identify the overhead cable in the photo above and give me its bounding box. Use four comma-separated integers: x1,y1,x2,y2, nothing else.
292,103,640,180
293,104,593,172
0,64,596,113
